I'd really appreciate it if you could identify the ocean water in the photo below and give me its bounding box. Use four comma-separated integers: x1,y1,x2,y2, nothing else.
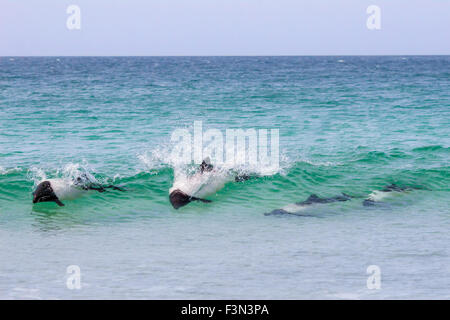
0,56,449,299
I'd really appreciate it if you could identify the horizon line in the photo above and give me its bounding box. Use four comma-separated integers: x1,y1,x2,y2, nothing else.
2,54,450,58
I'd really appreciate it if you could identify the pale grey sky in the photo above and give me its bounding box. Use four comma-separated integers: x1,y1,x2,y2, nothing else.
1,0,449,56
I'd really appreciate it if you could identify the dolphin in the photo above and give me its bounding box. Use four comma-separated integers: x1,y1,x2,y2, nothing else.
32,175,125,207
265,193,352,216
169,158,252,209
362,184,420,206
169,158,226,209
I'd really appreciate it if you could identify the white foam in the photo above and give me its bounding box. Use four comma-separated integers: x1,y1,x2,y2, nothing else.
28,166,47,184
0,166,21,175
170,167,232,198
367,190,406,202
281,203,309,213
138,142,292,177
29,161,100,187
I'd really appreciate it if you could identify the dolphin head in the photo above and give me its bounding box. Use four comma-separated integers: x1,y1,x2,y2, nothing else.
32,181,64,206
169,189,192,209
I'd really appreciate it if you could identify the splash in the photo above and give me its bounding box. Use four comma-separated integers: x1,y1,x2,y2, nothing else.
137,143,173,173
27,161,101,187
0,166,21,175
138,143,292,178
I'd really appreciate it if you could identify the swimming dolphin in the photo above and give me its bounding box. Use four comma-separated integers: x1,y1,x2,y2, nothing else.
362,184,419,206
32,175,125,206
169,158,251,209
169,158,223,209
169,189,212,209
265,193,352,216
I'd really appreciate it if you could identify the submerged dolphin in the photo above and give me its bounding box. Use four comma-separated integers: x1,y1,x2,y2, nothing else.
265,183,425,216
362,184,420,206
265,193,352,216
32,175,125,207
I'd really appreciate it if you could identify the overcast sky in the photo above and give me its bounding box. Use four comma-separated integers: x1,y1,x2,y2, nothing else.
1,0,449,56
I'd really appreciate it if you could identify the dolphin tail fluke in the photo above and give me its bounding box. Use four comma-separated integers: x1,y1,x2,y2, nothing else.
306,194,321,201
199,157,213,173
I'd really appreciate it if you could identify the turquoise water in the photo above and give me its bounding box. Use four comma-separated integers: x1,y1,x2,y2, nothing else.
0,56,449,299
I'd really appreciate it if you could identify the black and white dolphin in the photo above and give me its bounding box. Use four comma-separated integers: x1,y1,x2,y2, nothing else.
362,184,420,206
32,175,124,207
265,193,352,216
169,159,223,209
169,158,251,209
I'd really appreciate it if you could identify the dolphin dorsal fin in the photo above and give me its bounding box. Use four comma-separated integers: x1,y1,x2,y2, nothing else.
307,194,320,201
199,157,213,173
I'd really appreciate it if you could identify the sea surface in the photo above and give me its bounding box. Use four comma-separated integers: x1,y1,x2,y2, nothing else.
0,56,449,299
